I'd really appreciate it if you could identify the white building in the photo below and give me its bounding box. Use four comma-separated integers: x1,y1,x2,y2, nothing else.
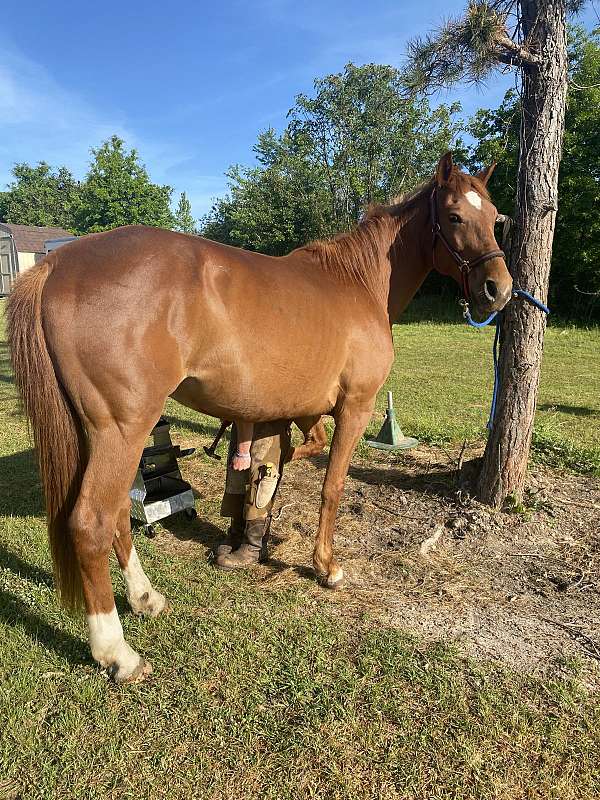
0,223,75,295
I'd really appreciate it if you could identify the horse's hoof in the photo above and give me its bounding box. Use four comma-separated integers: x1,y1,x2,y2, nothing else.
326,572,345,590
114,657,153,685
319,565,344,590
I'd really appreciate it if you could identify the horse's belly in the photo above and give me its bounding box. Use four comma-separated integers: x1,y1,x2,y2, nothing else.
170,369,338,422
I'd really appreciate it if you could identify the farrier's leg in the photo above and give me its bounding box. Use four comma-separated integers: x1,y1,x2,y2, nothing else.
313,405,373,589
217,425,247,556
232,420,253,471
113,504,167,617
70,425,153,683
216,421,291,570
244,421,291,521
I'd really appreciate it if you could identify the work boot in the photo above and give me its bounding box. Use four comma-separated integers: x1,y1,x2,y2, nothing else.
216,510,245,557
215,517,270,570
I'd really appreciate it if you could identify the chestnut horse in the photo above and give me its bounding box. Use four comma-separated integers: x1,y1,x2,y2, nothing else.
8,153,512,682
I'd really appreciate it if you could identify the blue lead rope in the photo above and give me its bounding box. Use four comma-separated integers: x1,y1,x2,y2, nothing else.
512,288,550,315
462,289,550,430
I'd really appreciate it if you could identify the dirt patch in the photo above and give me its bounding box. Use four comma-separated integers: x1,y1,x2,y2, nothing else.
154,439,600,684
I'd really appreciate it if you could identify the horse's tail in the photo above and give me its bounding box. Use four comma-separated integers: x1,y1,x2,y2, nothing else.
7,261,85,609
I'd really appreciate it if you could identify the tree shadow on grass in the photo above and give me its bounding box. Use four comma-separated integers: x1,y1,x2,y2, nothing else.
0,543,88,664
0,345,13,383
305,451,459,501
348,462,458,498
262,557,316,583
163,413,221,439
0,587,89,665
0,447,44,517
538,403,599,417
153,513,226,554
0,543,53,588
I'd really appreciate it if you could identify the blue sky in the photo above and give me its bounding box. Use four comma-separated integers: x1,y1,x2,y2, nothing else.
1,1,597,219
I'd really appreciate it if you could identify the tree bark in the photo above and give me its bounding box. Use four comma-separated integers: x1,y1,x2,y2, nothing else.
477,0,568,508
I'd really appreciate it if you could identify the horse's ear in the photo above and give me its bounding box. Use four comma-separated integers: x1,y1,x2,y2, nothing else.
475,162,496,186
436,152,454,186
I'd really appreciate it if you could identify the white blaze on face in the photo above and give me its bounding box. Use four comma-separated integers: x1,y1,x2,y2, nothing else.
87,607,140,673
465,190,482,210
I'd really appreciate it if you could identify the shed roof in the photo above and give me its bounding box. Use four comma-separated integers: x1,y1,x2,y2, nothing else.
0,223,73,253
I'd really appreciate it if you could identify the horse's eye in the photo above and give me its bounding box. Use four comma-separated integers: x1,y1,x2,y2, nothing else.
448,213,463,224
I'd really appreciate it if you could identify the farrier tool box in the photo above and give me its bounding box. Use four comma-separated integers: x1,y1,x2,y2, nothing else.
129,417,197,537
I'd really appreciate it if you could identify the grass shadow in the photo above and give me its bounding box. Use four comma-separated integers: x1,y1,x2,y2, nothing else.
0,588,89,665
144,512,226,551
262,557,316,582
0,543,53,588
306,451,458,500
164,414,220,439
538,403,599,417
348,462,457,498
0,447,44,517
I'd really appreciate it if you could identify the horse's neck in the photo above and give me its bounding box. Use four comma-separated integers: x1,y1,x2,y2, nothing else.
301,199,431,323
385,202,432,325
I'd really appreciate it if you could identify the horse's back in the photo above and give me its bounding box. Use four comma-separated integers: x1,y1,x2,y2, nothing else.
40,224,392,423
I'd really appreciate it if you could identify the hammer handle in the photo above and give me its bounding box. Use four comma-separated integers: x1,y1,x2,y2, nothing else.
207,420,232,453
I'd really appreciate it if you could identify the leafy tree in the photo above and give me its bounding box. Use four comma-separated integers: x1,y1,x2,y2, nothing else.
174,192,197,234
1,162,80,229
201,63,464,252
202,127,333,254
0,192,9,222
555,25,600,318
467,26,600,320
289,63,464,230
75,136,175,233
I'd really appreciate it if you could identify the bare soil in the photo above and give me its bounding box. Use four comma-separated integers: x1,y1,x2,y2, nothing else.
156,442,600,685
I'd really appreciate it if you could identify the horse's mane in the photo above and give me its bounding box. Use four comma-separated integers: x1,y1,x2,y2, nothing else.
298,169,490,297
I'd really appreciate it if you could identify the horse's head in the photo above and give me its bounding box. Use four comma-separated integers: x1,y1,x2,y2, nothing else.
430,152,512,317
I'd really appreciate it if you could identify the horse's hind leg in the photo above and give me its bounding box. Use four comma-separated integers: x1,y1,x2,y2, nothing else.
290,415,327,461
70,425,154,683
113,506,167,617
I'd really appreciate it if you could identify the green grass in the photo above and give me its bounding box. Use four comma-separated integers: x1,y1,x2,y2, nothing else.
1,298,600,799
368,304,600,475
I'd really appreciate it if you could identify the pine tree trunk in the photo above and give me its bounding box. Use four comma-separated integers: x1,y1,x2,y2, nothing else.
477,0,568,508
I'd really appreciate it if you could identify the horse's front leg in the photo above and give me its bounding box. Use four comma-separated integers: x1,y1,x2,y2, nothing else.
313,403,373,589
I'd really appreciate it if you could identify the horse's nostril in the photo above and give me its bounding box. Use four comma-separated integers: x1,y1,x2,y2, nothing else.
484,280,498,302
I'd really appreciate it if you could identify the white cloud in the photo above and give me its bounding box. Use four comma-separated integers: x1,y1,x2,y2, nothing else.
0,40,223,217
0,42,135,174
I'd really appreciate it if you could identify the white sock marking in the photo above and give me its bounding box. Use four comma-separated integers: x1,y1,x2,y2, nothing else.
87,607,140,675
465,190,482,210
122,544,166,615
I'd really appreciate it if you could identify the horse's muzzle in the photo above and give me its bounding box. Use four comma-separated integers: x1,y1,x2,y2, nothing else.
471,261,513,316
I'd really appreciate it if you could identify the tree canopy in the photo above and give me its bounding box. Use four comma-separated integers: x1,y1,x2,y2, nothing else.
174,192,197,234
1,162,81,229
75,136,175,233
467,26,600,320
201,63,464,255
0,136,176,235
